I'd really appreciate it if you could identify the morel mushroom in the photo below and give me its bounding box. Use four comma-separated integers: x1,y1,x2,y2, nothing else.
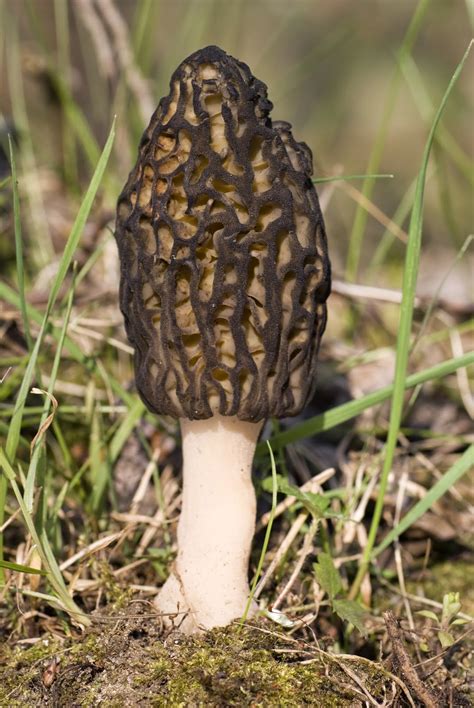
115,46,330,633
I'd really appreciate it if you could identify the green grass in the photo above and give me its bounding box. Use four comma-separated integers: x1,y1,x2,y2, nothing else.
262,351,473,452
345,0,433,282
349,39,473,599
0,448,88,623
0,120,115,588
9,136,32,353
374,443,474,557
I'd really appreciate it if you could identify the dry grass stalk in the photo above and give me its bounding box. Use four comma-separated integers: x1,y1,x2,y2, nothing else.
254,512,309,599
95,0,154,122
74,0,115,80
59,531,124,572
393,468,416,635
339,180,408,243
272,516,319,611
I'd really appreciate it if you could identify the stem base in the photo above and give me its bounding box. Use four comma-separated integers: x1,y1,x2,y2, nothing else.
155,415,262,633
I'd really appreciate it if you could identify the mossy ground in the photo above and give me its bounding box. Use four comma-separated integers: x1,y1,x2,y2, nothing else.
407,559,474,616
0,603,398,707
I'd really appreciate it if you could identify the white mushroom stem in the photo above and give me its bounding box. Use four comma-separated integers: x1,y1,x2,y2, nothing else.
155,415,263,633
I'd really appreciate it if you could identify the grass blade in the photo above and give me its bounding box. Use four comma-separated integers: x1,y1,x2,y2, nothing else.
401,54,474,187
24,268,77,511
261,351,474,453
89,406,111,516
240,441,278,625
4,118,115,465
0,448,89,624
349,41,473,599
109,397,146,464
367,175,418,278
46,119,116,309
0,559,47,575
345,0,432,281
8,135,32,351
313,174,394,184
373,444,474,556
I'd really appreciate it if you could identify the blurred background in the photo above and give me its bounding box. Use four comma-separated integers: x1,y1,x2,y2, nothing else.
1,0,472,301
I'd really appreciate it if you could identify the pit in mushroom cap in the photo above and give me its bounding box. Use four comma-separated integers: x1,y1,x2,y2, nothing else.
115,45,331,422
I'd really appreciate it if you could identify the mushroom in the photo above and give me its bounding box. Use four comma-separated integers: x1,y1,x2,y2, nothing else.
115,46,331,633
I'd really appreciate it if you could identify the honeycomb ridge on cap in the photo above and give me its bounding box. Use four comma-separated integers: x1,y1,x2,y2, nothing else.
115,45,331,421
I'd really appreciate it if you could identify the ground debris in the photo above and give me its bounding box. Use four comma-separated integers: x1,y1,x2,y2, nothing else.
384,610,440,708
0,601,404,707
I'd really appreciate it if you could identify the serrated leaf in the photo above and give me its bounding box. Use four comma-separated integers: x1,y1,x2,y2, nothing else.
305,491,333,515
416,610,439,623
313,552,342,601
333,599,368,636
262,475,332,518
438,630,455,648
261,474,284,493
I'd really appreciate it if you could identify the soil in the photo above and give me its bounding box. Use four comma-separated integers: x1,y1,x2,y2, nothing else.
0,602,409,707
1,591,473,707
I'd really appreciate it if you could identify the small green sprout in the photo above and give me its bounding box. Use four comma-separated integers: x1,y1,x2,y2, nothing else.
417,592,470,649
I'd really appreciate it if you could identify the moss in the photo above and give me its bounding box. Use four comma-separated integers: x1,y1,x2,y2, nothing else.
0,637,61,702
0,608,393,706
93,560,136,608
407,559,474,615
142,631,357,707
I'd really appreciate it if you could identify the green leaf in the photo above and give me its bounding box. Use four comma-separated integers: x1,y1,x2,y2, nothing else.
333,599,368,636
304,493,333,517
0,559,46,575
261,474,283,493
442,592,462,626
313,552,342,601
416,610,439,623
438,630,455,648
261,475,332,518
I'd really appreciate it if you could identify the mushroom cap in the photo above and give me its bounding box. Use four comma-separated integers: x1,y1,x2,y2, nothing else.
115,46,331,422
